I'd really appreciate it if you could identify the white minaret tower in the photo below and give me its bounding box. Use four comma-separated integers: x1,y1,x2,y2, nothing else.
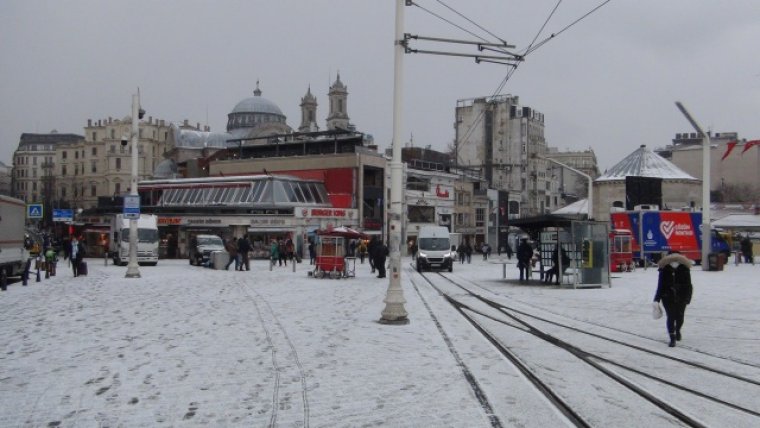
326,72,349,131
299,85,318,132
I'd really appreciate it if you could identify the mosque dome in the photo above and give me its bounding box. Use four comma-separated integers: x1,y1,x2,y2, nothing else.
227,81,290,134
153,158,178,179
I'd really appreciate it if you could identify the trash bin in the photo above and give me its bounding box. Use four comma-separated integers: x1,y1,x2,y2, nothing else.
211,251,230,270
707,252,724,271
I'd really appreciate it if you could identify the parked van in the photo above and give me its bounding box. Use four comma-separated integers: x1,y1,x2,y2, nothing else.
415,226,454,272
109,214,159,266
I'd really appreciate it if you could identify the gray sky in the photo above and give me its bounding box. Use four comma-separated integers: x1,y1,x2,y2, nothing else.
2,1,759,171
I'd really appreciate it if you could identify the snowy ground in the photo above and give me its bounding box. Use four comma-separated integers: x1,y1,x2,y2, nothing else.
0,255,758,427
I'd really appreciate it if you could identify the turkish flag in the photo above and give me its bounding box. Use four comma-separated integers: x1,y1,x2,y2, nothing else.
721,141,738,161
741,139,760,154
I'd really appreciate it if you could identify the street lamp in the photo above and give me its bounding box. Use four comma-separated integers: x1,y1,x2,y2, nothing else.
379,0,409,324
675,101,711,271
125,91,142,278
536,154,593,220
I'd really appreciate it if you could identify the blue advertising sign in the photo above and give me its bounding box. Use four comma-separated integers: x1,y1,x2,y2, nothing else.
123,195,141,219
52,208,74,222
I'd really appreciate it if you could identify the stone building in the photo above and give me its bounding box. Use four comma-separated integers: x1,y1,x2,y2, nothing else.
544,148,600,202
12,132,84,206
0,160,12,196
455,94,559,217
656,131,760,198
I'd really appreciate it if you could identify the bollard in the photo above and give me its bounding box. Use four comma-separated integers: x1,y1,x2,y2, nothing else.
45,265,50,279
269,257,273,272
104,251,108,266
35,264,41,282
735,250,741,266
22,259,31,286
292,257,296,273
0,270,7,291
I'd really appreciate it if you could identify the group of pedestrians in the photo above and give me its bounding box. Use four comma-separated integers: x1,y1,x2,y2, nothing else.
224,236,252,271
455,243,473,264
270,238,296,267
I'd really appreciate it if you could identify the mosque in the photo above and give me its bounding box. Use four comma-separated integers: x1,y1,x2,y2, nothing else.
156,74,355,178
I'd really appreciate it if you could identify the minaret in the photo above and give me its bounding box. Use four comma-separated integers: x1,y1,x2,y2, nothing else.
326,72,350,131
299,85,318,132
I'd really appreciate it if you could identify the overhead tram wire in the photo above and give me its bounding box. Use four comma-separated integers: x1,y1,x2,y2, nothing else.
523,0,614,56
433,0,507,45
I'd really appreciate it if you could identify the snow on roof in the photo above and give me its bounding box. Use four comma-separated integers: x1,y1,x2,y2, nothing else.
595,145,698,182
552,198,587,215
712,214,760,230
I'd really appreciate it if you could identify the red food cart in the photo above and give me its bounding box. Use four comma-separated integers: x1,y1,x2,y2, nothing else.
609,229,634,272
313,226,368,279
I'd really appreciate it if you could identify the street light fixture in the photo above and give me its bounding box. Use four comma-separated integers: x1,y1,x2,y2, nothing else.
125,91,142,278
675,101,711,271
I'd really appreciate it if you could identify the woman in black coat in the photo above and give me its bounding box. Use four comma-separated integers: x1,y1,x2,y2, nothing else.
653,252,693,347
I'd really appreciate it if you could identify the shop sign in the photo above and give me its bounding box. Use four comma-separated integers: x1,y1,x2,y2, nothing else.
249,217,296,226
158,217,182,225
297,208,357,219
186,218,223,225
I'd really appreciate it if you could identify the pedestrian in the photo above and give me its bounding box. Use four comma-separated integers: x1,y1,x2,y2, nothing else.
544,246,570,285
278,239,287,266
71,237,85,277
308,238,316,265
505,242,514,260
465,242,472,264
374,241,389,278
368,237,379,273
270,239,280,267
457,243,465,264
358,239,367,264
740,235,753,264
349,239,357,257
285,238,295,262
517,238,533,282
225,237,239,271
237,235,251,271
653,252,693,347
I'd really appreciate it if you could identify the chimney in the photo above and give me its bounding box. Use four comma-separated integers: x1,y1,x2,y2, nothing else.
197,122,200,130
87,119,92,127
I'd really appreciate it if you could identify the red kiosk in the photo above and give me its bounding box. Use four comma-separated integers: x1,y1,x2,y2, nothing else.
609,229,634,272
313,226,368,279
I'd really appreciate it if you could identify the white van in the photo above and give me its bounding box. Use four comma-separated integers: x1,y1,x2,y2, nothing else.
415,226,454,272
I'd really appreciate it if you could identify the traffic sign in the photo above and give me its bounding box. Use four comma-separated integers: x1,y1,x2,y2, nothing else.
27,204,43,219
123,195,141,219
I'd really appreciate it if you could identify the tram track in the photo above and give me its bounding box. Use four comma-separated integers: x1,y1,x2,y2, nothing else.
412,265,760,427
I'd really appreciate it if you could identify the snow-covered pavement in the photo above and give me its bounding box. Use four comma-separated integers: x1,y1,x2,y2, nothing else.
1,256,759,427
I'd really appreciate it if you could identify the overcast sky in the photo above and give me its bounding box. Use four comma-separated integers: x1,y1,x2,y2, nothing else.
2,1,759,171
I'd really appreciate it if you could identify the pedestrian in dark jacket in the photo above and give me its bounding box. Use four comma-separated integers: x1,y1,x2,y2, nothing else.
368,237,379,273
308,238,316,265
465,242,473,263
517,238,533,281
740,236,754,264
374,241,388,278
456,244,466,264
237,236,251,271
71,238,85,277
653,252,693,347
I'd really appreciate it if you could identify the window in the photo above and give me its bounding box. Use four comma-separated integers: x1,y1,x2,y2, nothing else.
91,161,97,173
61,187,66,198
407,176,430,192
114,182,121,194
75,151,79,160
33,157,37,165
109,145,115,153
92,132,97,141
115,158,121,170
62,165,67,176
32,169,37,178
92,147,97,156
33,182,37,191
62,151,67,159
408,205,435,223
476,208,485,227
91,184,96,197
111,129,115,139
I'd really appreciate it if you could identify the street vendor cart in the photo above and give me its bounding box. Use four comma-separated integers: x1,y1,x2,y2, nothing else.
313,226,368,279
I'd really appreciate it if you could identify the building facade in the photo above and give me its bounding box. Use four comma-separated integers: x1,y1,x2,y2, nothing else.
544,148,600,202
455,95,560,217
0,160,12,196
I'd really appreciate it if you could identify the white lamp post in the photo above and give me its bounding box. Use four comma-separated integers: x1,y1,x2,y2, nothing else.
125,92,141,278
541,156,593,220
379,0,409,324
675,101,711,271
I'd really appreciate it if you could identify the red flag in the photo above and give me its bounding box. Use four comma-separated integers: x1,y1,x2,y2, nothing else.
721,141,738,161
741,139,760,154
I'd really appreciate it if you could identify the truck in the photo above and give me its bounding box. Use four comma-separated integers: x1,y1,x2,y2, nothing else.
415,225,455,272
109,214,159,266
611,210,730,265
0,195,31,286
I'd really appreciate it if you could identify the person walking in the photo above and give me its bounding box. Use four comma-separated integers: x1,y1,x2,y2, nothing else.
653,252,693,347
517,238,533,282
374,241,388,278
740,235,754,264
308,238,316,265
237,235,251,271
71,237,85,277
358,239,367,264
225,237,239,271
465,242,473,264
368,237,379,273
270,239,280,267
505,242,513,260
278,239,287,266
457,243,466,264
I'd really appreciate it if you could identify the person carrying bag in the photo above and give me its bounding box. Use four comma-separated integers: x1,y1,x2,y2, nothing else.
653,252,693,347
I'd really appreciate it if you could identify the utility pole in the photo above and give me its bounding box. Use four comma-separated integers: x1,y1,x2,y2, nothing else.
675,101,711,271
380,0,409,325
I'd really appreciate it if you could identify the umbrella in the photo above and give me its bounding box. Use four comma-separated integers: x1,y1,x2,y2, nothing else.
316,226,368,239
